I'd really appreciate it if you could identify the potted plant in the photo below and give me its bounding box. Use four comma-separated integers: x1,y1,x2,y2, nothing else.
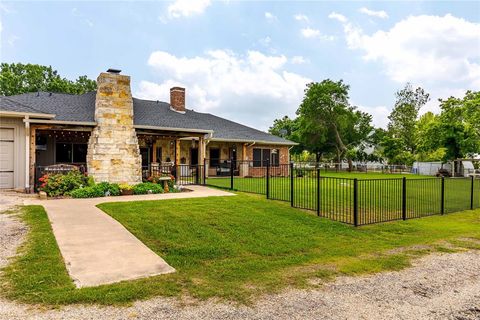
119,184,134,196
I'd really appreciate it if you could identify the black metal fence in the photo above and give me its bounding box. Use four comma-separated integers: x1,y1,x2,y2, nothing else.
205,161,480,226
142,164,205,186
35,161,479,226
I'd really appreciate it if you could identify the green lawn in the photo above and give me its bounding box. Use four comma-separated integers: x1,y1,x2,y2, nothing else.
2,194,480,306
206,173,480,225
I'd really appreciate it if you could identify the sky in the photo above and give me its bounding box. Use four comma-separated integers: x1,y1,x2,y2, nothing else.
1,1,479,131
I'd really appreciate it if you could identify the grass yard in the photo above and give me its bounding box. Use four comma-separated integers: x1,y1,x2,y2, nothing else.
2,193,480,306
207,173,480,224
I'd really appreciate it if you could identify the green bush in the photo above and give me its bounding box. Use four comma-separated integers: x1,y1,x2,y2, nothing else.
70,186,104,198
95,182,121,196
70,181,121,198
133,182,164,195
38,170,90,197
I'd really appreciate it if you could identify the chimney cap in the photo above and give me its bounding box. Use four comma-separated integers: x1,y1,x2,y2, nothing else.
106,68,122,74
170,86,185,91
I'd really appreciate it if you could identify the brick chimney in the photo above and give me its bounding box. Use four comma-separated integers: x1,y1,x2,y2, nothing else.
86,69,142,185
170,87,185,113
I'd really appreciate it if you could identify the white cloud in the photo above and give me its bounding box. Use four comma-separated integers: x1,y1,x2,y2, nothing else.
332,14,480,118
337,14,480,87
301,27,334,41
328,12,347,23
137,50,311,130
291,56,309,64
294,14,309,23
359,7,388,19
265,12,277,22
167,0,211,18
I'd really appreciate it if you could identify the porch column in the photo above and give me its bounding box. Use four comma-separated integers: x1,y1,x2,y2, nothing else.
28,124,36,192
240,143,248,177
152,140,157,163
175,139,181,178
198,136,205,166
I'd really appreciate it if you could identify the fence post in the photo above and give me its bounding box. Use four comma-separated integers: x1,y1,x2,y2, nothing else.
266,160,270,199
230,157,234,190
353,178,359,226
195,165,199,185
402,177,407,220
203,158,207,185
290,162,294,207
471,176,474,210
441,177,445,215
316,168,320,216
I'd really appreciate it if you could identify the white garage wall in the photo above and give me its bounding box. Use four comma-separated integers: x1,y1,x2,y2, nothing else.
0,117,26,190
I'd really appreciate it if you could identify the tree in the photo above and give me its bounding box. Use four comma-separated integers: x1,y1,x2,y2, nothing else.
268,116,304,155
431,92,480,161
0,63,96,96
295,80,373,169
387,83,430,153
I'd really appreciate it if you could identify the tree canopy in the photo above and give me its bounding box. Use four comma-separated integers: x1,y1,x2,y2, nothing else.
0,63,96,96
294,80,372,167
270,80,479,165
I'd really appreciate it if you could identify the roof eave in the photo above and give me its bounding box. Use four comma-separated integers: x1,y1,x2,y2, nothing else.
134,124,214,134
210,137,298,146
24,119,97,126
0,110,56,119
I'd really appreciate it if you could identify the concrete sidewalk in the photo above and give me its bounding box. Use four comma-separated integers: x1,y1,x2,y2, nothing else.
26,186,234,288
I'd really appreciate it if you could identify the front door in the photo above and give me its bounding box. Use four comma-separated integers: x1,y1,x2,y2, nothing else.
190,148,198,165
140,147,151,167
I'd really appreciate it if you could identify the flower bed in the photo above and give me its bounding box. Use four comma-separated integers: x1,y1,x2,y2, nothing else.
38,171,180,199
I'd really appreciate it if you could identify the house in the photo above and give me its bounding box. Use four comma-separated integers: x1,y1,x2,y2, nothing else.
0,69,295,191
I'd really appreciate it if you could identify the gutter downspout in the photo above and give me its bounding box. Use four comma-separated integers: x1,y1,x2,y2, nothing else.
24,116,30,193
288,146,294,162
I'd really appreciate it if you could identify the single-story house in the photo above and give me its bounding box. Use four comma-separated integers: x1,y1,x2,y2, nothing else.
0,69,295,191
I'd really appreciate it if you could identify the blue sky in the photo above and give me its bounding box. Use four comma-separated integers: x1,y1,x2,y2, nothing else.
1,1,479,131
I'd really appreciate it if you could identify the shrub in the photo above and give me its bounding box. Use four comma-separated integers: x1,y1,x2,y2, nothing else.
133,182,164,195
38,170,90,197
70,186,104,198
95,182,121,196
70,182,121,198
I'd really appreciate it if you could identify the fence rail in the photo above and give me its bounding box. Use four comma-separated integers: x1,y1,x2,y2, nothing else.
205,160,480,226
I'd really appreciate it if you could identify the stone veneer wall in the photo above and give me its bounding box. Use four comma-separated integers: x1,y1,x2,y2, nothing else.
86,72,142,184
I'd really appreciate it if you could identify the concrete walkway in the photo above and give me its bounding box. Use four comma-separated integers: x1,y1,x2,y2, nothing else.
25,186,234,288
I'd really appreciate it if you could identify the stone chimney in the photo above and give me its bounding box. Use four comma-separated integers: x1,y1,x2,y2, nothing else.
86,69,142,185
170,87,185,113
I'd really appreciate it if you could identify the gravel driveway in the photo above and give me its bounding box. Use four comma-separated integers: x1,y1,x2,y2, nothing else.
1,199,479,320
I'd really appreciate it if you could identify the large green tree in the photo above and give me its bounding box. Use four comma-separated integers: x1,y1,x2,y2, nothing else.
295,80,373,168
0,63,96,96
387,83,430,153
268,116,303,154
420,91,480,162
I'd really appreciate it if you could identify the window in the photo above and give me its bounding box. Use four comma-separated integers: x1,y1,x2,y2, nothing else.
253,148,262,167
252,148,277,167
55,143,87,164
271,150,279,167
210,148,220,167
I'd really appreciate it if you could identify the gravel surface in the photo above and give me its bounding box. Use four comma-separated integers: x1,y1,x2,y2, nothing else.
0,192,479,320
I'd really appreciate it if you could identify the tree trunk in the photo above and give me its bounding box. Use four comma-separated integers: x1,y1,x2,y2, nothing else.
331,123,352,171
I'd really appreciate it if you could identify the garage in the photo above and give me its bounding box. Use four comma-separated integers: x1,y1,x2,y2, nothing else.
0,128,15,189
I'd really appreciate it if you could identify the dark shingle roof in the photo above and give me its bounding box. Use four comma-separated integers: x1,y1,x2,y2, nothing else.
3,92,96,122
1,92,295,145
0,96,52,115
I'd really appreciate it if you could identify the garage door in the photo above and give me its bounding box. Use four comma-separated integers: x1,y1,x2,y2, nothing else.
0,128,15,189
